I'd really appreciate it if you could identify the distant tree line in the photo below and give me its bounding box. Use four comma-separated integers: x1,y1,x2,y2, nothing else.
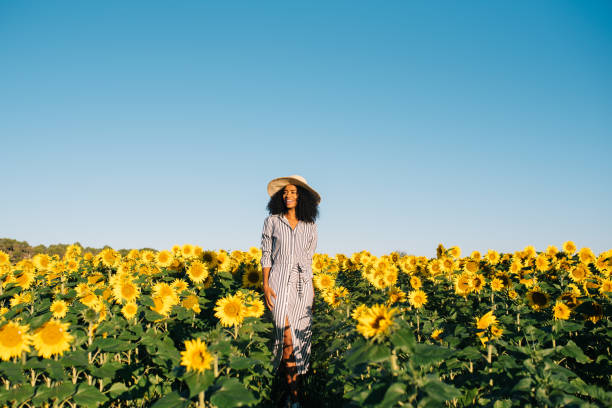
0,238,156,263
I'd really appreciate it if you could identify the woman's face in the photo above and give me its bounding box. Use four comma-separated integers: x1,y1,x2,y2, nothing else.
283,184,298,209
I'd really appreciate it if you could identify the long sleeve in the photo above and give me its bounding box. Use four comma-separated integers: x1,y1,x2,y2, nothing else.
297,223,317,273
260,216,273,269
307,223,318,260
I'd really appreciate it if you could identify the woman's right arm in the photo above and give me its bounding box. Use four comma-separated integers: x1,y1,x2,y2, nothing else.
260,216,276,310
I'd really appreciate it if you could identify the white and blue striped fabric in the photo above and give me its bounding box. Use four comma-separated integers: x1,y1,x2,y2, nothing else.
260,213,318,375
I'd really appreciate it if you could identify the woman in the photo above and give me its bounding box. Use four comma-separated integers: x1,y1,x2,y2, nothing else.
260,175,320,408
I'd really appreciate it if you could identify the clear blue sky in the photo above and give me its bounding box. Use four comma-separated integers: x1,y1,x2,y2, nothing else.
1,1,611,257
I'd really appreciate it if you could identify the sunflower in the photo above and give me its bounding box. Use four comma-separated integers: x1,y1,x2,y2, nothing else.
508,290,518,300
440,257,456,273
33,254,52,271
563,241,577,255
182,244,194,258
216,250,232,272
470,251,482,261
509,260,523,275
356,304,397,340
140,250,156,264
314,274,335,291
383,270,398,287
0,251,10,265
546,245,558,257
126,249,140,260
599,279,612,294
80,293,100,309
187,261,209,284
527,288,549,310
152,282,179,306
323,287,349,308
552,300,571,320
448,246,461,259
121,302,138,319
214,294,245,327
408,289,427,308
569,264,589,282
99,248,120,268
431,329,443,342
463,260,479,274
182,294,201,314
490,325,503,338
32,320,73,358
490,278,504,292
150,296,173,317
535,254,550,272
427,259,443,276
485,250,500,265
409,275,422,290
476,310,497,330
112,279,140,304
522,246,536,259
171,279,189,293
156,250,174,268
14,271,35,290
180,338,213,373
244,298,265,318
471,274,485,293
455,273,472,296
388,287,406,304
578,247,595,265
351,304,368,321
242,266,262,288
50,300,68,319
0,321,31,361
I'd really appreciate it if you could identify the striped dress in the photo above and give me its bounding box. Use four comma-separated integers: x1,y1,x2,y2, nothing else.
260,213,318,375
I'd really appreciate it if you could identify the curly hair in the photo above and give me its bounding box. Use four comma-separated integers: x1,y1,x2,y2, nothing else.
266,185,319,223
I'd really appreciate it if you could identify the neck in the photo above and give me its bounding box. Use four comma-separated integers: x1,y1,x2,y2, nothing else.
285,208,297,219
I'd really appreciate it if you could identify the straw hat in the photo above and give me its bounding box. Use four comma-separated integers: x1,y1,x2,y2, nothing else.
267,174,321,204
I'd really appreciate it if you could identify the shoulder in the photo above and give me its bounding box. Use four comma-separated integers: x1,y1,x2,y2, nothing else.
264,214,280,225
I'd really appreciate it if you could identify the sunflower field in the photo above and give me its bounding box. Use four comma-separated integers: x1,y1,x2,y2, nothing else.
0,241,610,407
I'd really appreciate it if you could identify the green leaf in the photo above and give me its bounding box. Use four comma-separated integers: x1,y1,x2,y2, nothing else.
72,383,109,408
379,382,406,408
89,362,123,379
0,362,25,383
32,383,75,405
345,342,391,368
422,376,461,402
44,360,67,381
60,350,89,367
230,356,260,370
108,382,130,399
3,384,34,405
493,400,513,408
92,337,136,352
209,377,257,408
561,340,592,363
390,327,416,352
151,391,190,408
145,309,165,322
184,370,215,398
411,344,454,367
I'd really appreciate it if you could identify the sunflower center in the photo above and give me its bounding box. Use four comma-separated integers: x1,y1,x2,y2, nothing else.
122,284,136,298
532,292,547,305
371,316,384,330
248,272,259,283
41,324,64,345
0,326,23,347
224,303,240,317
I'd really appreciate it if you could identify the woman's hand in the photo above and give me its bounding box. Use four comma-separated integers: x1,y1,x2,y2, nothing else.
264,284,277,310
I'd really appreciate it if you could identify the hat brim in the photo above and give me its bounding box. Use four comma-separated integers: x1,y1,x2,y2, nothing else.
267,177,321,204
